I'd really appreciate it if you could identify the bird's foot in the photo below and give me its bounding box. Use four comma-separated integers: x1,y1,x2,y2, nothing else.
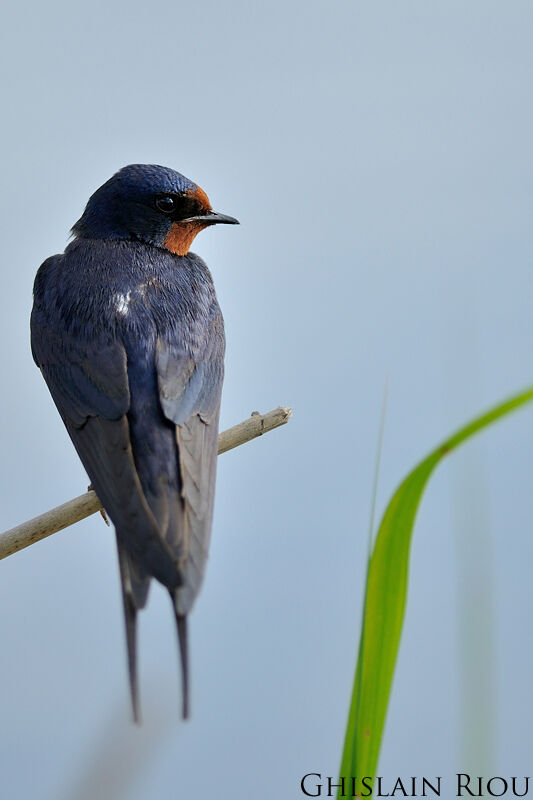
87,484,110,526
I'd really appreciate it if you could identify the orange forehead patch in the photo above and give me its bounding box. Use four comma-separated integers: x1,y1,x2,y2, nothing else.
189,185,211,211
164,220,209,256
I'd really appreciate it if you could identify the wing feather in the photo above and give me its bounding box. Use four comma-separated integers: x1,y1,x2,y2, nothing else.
156,313,224,614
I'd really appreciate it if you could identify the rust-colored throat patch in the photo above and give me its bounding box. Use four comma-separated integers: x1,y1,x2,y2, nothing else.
164,220,210,256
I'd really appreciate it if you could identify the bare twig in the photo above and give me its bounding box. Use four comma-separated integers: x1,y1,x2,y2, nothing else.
0,406,292,561
217,405,291,453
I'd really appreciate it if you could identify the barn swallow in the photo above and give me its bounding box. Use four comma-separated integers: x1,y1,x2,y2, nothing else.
30,164,238,721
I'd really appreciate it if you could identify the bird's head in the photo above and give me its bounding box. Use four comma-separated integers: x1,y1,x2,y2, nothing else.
71,164,238,255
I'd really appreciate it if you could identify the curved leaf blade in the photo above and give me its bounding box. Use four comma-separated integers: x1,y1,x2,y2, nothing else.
340,387,533,796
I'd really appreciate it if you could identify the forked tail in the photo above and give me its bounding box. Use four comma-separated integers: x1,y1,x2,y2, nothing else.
116,535,190,721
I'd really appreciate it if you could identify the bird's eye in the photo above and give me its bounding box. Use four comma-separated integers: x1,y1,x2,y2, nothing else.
155,195,177,214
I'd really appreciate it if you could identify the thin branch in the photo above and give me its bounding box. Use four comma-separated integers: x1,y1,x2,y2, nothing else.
0,406,292,561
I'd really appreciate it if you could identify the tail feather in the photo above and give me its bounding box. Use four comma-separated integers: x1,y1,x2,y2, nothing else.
116,535,150,723
172,596,189,720
123,592,140,723
116,537,191,722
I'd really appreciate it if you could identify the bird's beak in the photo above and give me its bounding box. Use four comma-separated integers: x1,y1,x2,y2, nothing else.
183,212,239,225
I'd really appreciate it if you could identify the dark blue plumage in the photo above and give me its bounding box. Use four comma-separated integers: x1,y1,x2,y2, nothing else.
31,165,238,720
71,165,196,242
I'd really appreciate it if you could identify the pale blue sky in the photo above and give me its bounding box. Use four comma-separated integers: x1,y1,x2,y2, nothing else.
0,2,532,798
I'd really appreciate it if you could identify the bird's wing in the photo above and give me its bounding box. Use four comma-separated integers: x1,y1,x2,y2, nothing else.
31,304,177,580
31,273,177,722
156,311,225,614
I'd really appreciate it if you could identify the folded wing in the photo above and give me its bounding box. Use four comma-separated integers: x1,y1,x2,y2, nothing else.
156,312,225,614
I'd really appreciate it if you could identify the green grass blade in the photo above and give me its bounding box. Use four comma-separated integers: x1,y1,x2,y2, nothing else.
339,387,533,796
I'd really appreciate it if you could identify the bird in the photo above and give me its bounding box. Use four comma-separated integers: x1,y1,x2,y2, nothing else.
30,164,238,721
